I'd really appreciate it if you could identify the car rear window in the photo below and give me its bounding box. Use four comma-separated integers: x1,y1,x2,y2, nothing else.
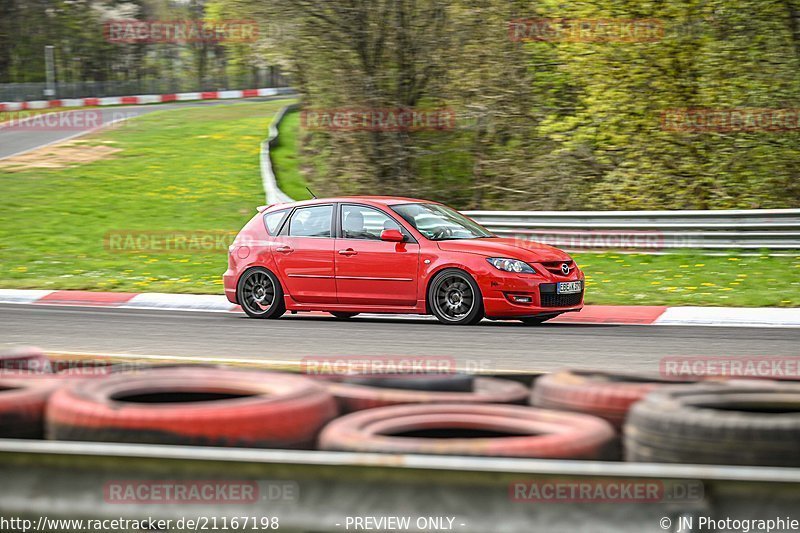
264,209,289,235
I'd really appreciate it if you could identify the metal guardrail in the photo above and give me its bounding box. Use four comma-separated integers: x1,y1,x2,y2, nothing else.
2,440,799,532
262,103,299,205
463,208,800,251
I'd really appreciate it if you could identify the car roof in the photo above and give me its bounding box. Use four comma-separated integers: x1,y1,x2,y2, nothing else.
263,196,441,212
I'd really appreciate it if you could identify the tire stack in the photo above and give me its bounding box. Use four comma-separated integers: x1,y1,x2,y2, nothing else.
624,383,800,467
0,347,339,449
529,367,800,467
319,403,614,459
316,372,617,459
7,345,794,467
529,370,699,458
327,373,530,413
47,367,339,448
0,347,60,438
0,349,618,460
0,377,60,438
530,370,701,430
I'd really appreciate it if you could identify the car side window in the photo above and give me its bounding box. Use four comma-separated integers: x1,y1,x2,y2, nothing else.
264,209,289,235
341,204,405,240
288,205,333,237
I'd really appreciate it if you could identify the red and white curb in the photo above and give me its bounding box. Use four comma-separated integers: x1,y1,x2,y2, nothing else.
1,289,799,327
0,87,294,112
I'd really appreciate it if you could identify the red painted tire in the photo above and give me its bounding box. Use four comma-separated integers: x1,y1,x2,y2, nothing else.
531,370,696,430
0,377,61,438
0,346,51,373
327,377,529,413
47,368,338,448
319,403,615,459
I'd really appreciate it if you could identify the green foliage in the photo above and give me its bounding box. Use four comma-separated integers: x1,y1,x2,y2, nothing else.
231,0,800,210
0,0,272,88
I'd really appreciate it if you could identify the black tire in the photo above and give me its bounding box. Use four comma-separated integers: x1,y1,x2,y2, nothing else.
330,312,359,319
343,373,475,392
624,383,800,466
520,314,560,325
237,267,286,319
427,269,484,325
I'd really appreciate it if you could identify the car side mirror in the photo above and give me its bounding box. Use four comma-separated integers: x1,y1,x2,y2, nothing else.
380,229,404,242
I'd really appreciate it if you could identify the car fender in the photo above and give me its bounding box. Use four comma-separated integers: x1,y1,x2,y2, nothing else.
419,254,491,311
229,215,281,294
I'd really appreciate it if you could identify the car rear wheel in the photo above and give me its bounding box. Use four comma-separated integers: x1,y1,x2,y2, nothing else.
330,312,359,319
428,269,483,325
520,314,560,325
237,267,286,319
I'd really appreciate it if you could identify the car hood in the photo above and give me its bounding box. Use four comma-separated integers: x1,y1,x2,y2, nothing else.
436,237,572,262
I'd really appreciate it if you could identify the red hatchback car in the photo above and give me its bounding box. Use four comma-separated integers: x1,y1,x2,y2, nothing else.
224,197,584,325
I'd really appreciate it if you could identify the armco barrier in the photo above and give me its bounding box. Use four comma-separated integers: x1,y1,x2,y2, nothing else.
463,209,800,251
261,104,299,204
0,440,798,532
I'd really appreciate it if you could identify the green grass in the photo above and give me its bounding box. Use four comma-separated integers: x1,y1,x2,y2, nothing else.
0,98,296,294
270,109,312,201
575,252,800,307
1,98,798,306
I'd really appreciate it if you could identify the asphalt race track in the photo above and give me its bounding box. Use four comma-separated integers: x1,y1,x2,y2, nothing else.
0,96,293,159
1,304,798,373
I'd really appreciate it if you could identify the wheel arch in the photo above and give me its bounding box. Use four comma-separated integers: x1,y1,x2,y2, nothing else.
423,265,483,315
234,255,283,294
236,265,287,319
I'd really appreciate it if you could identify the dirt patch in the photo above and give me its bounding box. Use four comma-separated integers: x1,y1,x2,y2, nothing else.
0,140,121,172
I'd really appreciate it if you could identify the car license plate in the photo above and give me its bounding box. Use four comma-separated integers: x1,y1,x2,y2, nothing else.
557,281,582,294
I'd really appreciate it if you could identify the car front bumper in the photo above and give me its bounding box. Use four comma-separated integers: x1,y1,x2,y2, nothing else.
476,270,585,319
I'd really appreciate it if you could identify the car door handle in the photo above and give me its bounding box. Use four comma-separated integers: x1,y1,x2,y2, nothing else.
276,246,293,254
338,248,358,256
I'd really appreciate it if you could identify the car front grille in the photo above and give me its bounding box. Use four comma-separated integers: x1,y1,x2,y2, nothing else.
540,260,575,276
539,283,583,307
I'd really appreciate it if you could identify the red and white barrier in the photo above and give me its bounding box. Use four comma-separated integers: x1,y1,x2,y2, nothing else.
1,289,798,327
0,87,289,113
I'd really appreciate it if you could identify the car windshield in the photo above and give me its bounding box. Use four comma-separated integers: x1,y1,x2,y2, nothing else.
390,203,495,241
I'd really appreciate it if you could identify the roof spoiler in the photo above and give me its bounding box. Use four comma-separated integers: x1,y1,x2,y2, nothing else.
257,204,280,213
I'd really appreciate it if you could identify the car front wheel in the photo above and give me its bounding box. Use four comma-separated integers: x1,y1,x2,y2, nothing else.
237,267,286,319
428,269,484,325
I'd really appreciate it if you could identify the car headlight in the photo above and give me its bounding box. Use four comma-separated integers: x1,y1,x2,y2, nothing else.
486,257,536,274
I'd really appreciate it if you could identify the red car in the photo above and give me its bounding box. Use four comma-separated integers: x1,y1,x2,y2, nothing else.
223,197,584,325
